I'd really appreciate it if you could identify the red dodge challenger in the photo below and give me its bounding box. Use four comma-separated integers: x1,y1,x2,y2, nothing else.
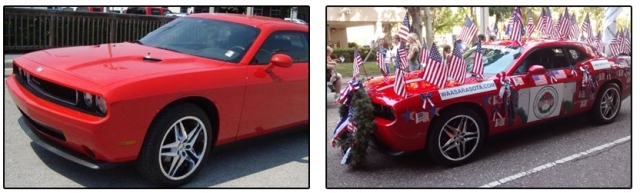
7,13,309,186
365,39,630,166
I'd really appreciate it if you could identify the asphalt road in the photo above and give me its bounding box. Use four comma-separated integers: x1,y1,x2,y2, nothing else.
325,89,631,188
3,82,309,188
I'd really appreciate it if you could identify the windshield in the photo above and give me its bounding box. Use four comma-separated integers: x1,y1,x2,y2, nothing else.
462,45,521,76
139,17,260,63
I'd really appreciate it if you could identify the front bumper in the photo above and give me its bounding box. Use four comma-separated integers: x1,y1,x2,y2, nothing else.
372,117,427,152
7,75,142,165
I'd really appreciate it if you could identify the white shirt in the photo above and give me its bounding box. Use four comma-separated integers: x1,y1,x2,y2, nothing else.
388,42,399,64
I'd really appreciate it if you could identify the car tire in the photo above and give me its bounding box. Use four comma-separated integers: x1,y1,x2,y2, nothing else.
137,102,213,187
426,107,485,167
589,83,622,124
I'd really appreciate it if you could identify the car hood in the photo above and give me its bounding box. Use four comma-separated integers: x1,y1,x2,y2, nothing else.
364,70,486,106
19,42,223,86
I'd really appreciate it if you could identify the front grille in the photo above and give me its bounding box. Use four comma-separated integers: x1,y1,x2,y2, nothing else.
372,103,395,121
14,65,78,106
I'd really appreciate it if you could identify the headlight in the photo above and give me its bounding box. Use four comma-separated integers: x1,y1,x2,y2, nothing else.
83,93,94,106
96,96,108,114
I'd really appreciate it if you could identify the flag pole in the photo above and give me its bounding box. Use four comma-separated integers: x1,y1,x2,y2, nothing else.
359,39,380,79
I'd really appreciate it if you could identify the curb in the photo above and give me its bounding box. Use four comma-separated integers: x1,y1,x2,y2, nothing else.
4,68,12,77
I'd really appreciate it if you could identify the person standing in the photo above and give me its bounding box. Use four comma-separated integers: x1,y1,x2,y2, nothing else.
407,33,421,71
389,35,401,73
442,44,452,67
378,38,391,74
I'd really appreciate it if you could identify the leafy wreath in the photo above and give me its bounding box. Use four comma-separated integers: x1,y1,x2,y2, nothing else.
333,86,376,167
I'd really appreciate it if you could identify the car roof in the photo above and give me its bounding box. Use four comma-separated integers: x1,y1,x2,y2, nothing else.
486,39,587,51
187,13,308,31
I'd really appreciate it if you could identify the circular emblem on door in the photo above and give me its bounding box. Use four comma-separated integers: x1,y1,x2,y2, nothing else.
533,86,559,119
36,66,43,72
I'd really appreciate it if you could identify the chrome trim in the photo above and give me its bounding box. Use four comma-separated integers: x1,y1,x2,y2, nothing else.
25,72,78,106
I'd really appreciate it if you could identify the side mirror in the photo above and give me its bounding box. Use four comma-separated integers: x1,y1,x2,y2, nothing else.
524,64,546,80
265,53,293,72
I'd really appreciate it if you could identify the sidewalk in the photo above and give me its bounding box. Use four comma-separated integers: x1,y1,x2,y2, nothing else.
4,54,22,77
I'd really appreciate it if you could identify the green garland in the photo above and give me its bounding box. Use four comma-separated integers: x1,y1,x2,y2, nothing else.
334,87,376,167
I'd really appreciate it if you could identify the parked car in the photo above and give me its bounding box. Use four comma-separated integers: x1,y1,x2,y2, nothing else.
284,18,307,25
76,7,104,12
7,13,309,186
364,39,630,166
125,7,167,16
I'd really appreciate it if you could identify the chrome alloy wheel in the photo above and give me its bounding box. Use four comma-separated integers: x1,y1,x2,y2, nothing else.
158,116,208,180
438,115,481,161
600,87,621,121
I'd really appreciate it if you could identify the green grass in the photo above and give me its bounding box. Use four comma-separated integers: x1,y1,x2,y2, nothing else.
334,61,397,78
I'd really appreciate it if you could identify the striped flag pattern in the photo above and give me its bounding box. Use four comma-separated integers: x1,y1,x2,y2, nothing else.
353,48,364,77
610,31,622,56
569,13,579,41
394,69,407,98
376,45,388,75
558,8,571,39
621,27,631,54
582,13,594,46
419,40,429,66
448,41,467,83
535,7,550,37
509,7,523,43
593,31,604,54
486,27,492,37
399,12,411,42
526,11,535,39
460,15,478,45
397,43,409,69
422,42,447,88
471,40,484,79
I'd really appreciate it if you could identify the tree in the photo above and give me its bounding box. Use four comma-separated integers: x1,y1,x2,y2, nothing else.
430,7,462,35
405,7,423,40
489,7,513,22
578,7,604,34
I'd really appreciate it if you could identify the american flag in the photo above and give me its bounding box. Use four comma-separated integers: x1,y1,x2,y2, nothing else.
546,8,557,38
569,13,579,41
493,22,499,36
593,31,603,54
394,69,407,98
582,13,594,45
353,48,364,77
460,15,477,45
535,7,550,36
399,12,411,42
581,13,593,39
509,7,523,43
622,27,631,54
526,11,535,39
422,42,447,88
448,41,467,82
397,43,408,69
553,70,567,79
558,8,571,39
376,44,388,75
419,40,429,66
471,40,484,78
533,75,548,85
610,31,622,56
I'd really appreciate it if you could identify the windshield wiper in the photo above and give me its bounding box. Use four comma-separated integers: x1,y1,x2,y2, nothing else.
134,40,144,45
154,46,188,55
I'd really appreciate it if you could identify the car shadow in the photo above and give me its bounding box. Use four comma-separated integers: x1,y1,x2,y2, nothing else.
30,126,309,188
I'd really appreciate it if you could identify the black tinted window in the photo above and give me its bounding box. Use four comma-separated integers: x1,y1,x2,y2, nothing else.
252,31,309,64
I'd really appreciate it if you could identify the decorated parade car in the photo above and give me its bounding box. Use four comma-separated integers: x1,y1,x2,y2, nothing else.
7,13,309,186
332,39,630,167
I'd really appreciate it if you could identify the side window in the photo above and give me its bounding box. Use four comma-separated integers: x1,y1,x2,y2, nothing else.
514,47,560,74
252,31,309,65
151,8,162,15
566,46,590,64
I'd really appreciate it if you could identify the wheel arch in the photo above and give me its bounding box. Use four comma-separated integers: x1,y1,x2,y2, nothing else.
146,96,221,148
428,101,490,142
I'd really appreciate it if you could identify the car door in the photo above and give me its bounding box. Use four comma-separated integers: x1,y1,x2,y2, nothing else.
237,30,309,139
508,46,580,127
